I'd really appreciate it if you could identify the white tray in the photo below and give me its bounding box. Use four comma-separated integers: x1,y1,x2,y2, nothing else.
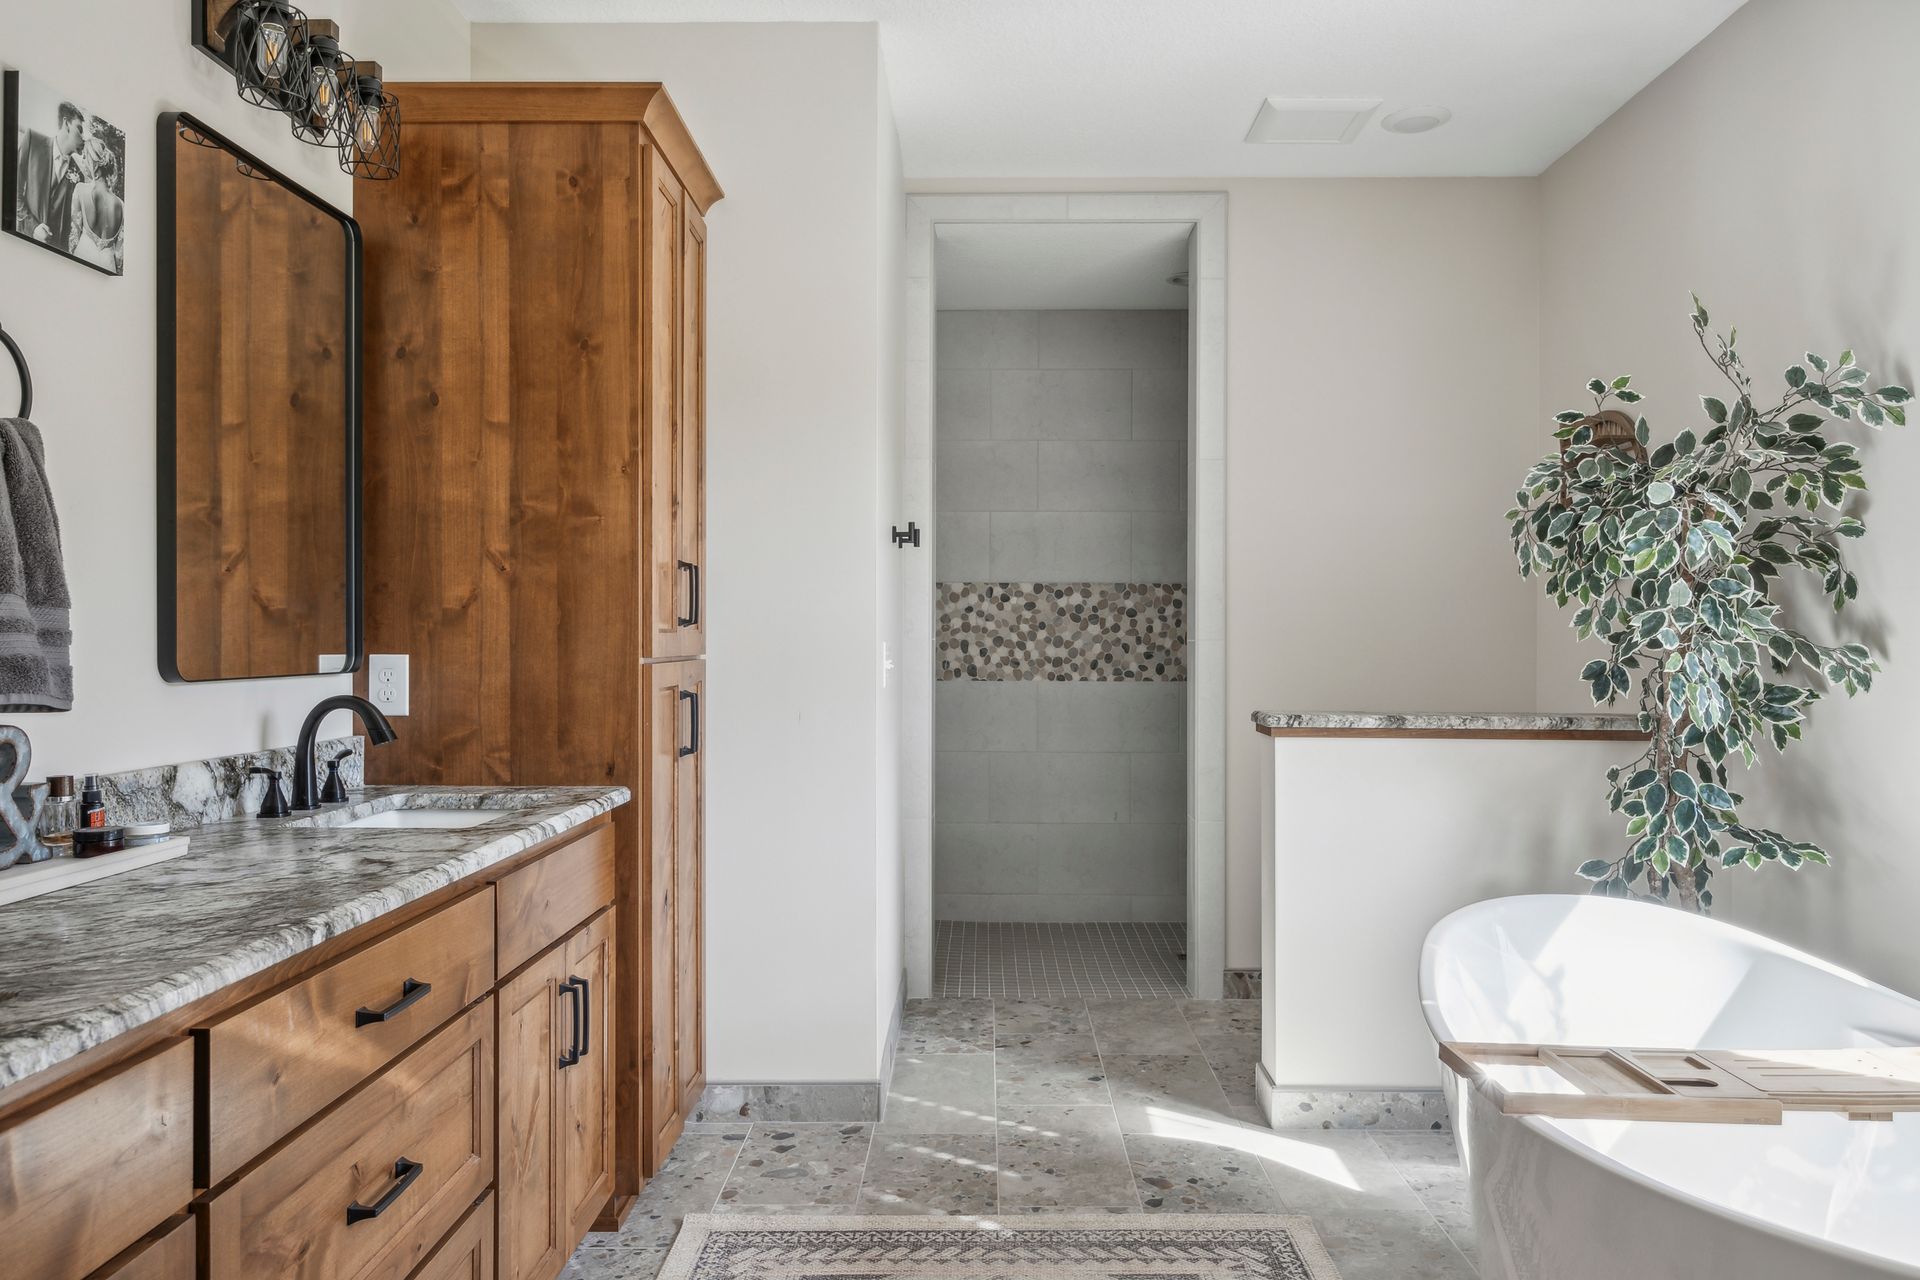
0,836,195,906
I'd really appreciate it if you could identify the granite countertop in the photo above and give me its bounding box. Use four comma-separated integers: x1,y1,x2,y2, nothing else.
1252,711,1643,736
0,785,629,1091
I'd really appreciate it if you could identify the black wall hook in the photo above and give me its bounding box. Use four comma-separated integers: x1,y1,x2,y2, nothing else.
0,323,31,419
891,522,921,548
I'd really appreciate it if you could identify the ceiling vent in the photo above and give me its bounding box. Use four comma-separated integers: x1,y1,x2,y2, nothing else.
1244,97,1381,144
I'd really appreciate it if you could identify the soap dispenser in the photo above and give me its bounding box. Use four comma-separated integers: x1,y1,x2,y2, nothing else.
249,767,290,819
320,749,354,805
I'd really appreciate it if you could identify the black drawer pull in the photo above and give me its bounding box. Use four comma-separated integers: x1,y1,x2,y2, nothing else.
346,1157,422,1224
355,977,431,1027
558,978,583,1069
676,560,701,627
570,975,591,1059
679,688,700,758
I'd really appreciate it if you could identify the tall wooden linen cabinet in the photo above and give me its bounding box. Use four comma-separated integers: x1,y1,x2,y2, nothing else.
355,84,718,1258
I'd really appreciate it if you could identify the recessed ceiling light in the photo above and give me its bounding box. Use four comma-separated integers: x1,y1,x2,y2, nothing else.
1380,106,1453,135
1244,97,1381,144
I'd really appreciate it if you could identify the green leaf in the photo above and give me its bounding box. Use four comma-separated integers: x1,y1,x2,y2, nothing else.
1701,396,1729,424
1576,859,1613,880
1588,378,1608,396
1646,481,1675,505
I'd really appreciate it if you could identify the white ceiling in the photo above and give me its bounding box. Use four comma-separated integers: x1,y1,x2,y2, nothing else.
936,223,1192,311
452,0,1749,178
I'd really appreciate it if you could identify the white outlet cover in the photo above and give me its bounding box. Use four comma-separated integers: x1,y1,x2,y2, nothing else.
369,654,410,716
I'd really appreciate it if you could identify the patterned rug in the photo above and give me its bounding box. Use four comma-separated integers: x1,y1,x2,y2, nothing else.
659,1215,1342,1280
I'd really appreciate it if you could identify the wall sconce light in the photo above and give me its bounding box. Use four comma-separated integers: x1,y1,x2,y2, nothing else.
192,0,399,180
288,19,347,145
339,61,400,181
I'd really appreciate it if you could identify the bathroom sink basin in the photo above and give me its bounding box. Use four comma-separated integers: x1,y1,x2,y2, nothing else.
338,809,498,830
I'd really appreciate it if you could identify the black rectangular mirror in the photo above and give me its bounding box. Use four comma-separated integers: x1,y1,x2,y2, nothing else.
157,112,361,683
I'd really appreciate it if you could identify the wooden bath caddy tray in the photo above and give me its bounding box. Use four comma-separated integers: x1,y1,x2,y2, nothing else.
1440,1041,1920,1124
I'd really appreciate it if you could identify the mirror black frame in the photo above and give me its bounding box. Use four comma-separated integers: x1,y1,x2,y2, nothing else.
155,111,364,684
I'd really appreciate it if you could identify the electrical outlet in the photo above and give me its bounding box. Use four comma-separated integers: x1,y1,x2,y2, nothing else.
368,654,410,716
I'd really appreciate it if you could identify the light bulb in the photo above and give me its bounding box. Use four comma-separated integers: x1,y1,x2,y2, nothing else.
256,19,289,82
309,68,337,121
353,101,382,154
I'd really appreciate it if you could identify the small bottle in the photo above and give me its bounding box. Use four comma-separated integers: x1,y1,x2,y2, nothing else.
38,775,78,850
79,774,107,829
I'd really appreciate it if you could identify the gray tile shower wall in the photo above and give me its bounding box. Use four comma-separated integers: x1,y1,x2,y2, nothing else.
934,310,1189,924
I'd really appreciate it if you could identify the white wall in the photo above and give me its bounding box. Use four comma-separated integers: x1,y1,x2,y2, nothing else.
874,67,907,1052
473,22,905,1083
0,1,467,780
907,177,1546,968
1537,0,1920,997
1262,736,1625,1088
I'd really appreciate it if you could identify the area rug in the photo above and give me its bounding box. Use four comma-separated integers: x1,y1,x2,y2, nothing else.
659,1214,1342,1280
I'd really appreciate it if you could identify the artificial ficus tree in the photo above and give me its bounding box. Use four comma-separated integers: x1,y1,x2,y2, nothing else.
1508,297,1907,911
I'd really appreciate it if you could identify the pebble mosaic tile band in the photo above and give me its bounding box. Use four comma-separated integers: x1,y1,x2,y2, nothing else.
937,582,1186,681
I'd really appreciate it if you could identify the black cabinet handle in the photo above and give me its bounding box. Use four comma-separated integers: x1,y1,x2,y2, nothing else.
346,1157,422,1224
676,561,701,627
678,688,700,758
570,975,591,1058
558,978,583,1069
355,978,431,1027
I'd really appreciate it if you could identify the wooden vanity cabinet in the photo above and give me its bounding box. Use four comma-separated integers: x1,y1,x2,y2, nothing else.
644,660,706,1166
358,82,720,1214
0,1040,194,1280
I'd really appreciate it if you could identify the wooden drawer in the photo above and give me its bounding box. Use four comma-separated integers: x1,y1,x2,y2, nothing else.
411,1193,493,1280
96,1215,197,1280
497,825,614,974
198,888,496,1185
0,1040,193,1280
204,1000,494,1280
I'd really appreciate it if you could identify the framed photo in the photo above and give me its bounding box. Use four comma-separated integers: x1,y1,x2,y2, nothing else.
2,68,127,276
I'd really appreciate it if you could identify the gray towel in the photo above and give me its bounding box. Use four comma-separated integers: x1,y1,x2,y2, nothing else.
0,419,71,711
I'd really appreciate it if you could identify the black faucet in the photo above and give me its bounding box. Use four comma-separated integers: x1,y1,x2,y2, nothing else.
292,695,398,811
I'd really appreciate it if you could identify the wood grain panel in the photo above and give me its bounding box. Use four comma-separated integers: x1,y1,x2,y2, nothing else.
497,946,566,1280
643,660,704,1172
203,1000,493,1280
560,911,616,1246
95,1215,196,1280
197,888,495,1186
679,200,708,658
0,1041,193,1280
411,1193,494,1280
497,825,615,976
643,154,688,659
171,127,349,680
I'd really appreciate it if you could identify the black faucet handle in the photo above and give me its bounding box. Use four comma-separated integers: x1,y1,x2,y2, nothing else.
321,749,355,805
248,767,291,819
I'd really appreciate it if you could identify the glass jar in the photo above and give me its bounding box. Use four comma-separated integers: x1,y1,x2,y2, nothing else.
37,775,78,851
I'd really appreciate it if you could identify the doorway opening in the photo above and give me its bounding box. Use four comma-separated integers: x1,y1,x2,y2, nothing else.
930,220,1193,998
901,193,1226,1002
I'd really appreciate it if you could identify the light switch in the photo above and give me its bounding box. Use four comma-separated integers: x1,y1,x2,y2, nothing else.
369,654,410,716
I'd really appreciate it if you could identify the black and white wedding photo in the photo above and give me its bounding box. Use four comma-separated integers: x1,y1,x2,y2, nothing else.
3,66,126,275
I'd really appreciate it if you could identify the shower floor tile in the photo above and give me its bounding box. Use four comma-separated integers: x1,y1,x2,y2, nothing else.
933,920,1188,998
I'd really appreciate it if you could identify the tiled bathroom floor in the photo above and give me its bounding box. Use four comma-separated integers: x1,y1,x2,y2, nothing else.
563,997,1477,1280
933,920,1190,998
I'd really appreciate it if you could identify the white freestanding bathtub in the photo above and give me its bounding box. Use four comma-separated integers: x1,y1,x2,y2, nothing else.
1420,894,1920,1280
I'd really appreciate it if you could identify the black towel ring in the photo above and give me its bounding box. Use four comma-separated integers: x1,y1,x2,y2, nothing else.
0,323,29,419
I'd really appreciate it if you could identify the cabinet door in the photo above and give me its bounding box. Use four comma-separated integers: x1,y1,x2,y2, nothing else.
558,911,615,1246
676,199,708,655
497,947,567,1280
644,660,706,1171
643,152,695,659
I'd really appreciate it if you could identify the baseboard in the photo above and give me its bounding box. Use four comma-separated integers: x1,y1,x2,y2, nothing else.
693,1080,884,1123
1223,968,1261,999
694,976,909,1126
1255,1061,1449,1131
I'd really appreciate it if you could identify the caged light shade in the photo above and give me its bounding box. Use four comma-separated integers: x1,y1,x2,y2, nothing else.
228,0,309,112
338,61,400,181
288,19,349,146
